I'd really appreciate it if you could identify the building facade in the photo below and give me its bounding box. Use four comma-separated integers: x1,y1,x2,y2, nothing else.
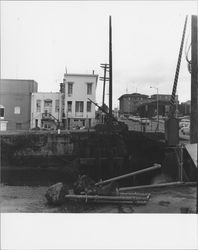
151,94,179,103
0,79,38,131
30,92,62,130
118,93,149,116
137,100,172,118
178,100,191,116
61,73,98,129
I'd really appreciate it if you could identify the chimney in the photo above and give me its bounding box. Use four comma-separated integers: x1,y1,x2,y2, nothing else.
92,70,94,75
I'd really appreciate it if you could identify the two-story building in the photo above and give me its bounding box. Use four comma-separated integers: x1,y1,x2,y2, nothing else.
30,92,62,130
61,73,98,129
118,93,149,116
0,79,38,131
151,94,179,103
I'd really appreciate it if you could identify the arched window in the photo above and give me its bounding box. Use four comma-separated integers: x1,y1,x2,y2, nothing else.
0,105,5,119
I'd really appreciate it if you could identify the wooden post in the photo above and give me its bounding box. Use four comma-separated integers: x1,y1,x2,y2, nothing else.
190,15,198,143
109,16,113,115
180,145,184,182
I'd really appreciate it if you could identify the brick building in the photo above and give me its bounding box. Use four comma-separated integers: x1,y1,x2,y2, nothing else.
118,93,149,116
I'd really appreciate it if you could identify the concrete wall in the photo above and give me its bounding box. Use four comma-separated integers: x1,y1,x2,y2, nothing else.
0,79,38,130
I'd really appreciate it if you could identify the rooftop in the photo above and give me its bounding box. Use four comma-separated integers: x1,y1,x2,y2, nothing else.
118,93,149,100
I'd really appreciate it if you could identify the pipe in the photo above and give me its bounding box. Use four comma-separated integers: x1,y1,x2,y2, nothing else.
95,163,161,186
119,181,196,192
65,194,149,202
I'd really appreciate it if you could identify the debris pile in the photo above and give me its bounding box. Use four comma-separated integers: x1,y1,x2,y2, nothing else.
45,175,151,207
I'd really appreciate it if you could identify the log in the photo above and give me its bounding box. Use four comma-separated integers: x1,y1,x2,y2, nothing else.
95,163,161,186
65,194,149,202
119,181,197,192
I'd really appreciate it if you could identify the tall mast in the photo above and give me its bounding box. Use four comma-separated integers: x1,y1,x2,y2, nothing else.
109,16,113,115
169,16,188,117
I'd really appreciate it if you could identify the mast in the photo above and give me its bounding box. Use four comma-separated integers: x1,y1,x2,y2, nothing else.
169,16,188,117
109,16,113,115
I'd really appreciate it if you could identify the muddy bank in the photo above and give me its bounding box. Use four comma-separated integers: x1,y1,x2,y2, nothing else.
0,184,196,213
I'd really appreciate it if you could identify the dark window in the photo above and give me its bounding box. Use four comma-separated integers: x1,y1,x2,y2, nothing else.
67,101,72,112
0,107,5,118
87,83,92,95
68,82,73,95
16,123,22,130
36,100,41,112
87,101,91,112
55,99,59,112
75,101,84,112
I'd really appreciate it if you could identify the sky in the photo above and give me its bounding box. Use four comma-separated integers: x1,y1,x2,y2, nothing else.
1,1,197,108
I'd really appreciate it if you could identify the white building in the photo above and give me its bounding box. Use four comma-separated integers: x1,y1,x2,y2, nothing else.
61,73,98,129
31,92,62,130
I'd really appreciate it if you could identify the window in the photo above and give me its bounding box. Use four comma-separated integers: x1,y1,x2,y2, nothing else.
68,82,73,95
87,83,93,95
55,99,60,112
67,101,72,112
0,105,5,119
75,101,84,112
36,100,41,112
16,123,22,130
14,106,20,114
44,99,52,114
44,99,52,107
87,101,91,112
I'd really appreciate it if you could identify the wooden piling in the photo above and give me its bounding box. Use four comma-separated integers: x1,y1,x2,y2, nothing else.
190,15,198,143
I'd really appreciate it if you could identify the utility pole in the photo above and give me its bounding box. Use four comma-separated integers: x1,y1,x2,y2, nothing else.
190,15,198,214
109,16,113,115
100,64,109,107
190,15,198,144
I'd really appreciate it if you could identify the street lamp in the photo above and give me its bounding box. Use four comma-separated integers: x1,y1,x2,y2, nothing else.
150,86,159,131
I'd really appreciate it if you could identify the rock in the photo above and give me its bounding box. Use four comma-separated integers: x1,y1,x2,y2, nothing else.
45,182,69,205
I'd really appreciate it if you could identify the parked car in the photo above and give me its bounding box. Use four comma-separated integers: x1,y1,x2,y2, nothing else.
120,115,127,120
130,116,141,122
180,126,190,135
139,118,150,125
179,119,190,128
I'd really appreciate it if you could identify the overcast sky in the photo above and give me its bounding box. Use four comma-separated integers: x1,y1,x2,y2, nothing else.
1,1,197,107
